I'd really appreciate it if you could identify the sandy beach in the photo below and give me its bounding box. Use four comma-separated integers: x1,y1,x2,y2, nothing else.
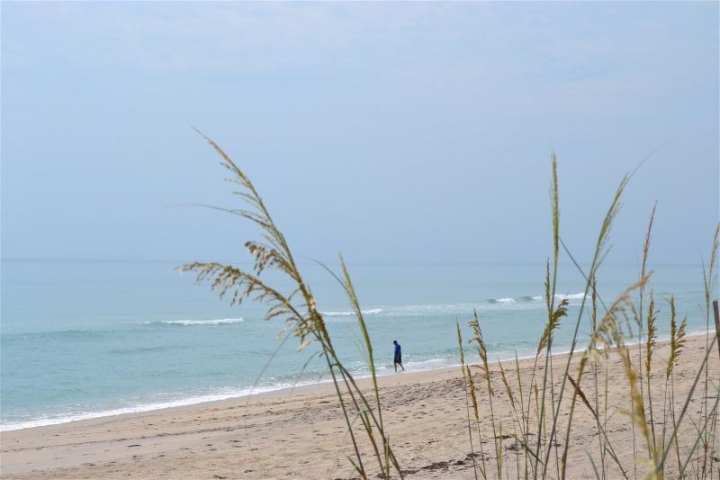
2,333,718,479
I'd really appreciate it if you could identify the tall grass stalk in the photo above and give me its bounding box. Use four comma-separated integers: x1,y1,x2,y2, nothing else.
700,225,719,477
458,321,483,480
638,202,657,455
469,310,503,477
589,280,608,479
553,170,629,479
645,291,658,452
535,155,562,477
512,352,533,478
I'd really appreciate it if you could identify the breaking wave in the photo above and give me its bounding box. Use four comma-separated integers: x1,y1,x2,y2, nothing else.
150,318,245,327
321,308,384,317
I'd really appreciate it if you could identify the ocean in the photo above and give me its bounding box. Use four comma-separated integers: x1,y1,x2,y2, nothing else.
0,259,713,431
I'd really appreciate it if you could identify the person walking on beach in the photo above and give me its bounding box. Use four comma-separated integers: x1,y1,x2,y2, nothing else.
393,340,404,372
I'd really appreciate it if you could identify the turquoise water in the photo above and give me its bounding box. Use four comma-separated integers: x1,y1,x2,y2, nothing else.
0,259,712,431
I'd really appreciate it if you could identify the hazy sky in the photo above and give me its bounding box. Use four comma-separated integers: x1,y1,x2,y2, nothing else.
2,2,718,266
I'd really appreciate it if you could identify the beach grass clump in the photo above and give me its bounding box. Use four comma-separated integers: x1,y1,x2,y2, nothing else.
181,132,401,480
455,156,719,479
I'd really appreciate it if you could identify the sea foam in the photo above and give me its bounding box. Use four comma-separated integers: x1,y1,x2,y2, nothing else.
151,318,245,327
321,308,384,317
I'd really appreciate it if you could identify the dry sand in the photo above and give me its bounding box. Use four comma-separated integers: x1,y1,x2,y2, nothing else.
2,334,718,479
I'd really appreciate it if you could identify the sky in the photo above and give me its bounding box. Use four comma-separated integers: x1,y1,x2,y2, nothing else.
1,2,718,267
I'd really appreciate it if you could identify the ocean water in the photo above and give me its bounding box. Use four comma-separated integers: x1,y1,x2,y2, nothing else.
0,259,713,431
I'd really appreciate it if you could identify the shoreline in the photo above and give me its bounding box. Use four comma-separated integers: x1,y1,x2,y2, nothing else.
2,332,718,479
2,329,713,434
